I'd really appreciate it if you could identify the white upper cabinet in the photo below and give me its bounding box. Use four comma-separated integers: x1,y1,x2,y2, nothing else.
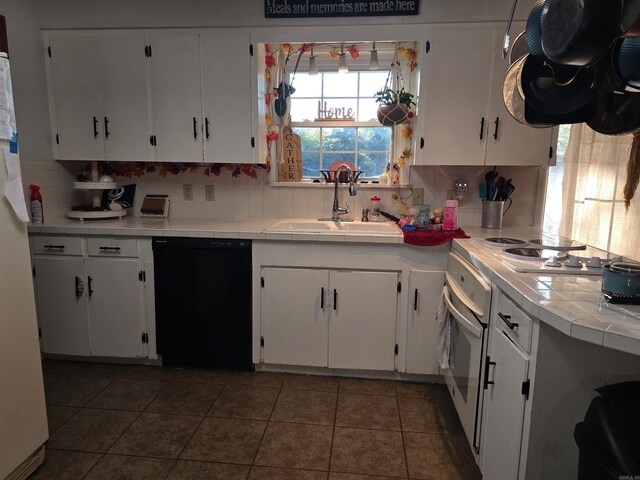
417,24,555,166
201,33,254,164
148,33,203,163
147,32,255,163
48,34,151,161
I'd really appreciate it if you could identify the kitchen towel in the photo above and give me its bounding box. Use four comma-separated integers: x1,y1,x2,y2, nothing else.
434,286,450,370
403,227,470,246
2,146,28,222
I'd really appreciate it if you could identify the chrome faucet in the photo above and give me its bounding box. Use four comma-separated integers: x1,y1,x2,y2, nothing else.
331,164,357,221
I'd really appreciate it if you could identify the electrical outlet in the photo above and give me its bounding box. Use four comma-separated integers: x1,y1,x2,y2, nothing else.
183,184,193,201
205,184,215,201
412,187,424,206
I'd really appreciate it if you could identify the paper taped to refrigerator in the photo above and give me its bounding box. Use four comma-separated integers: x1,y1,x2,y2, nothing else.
2,146,29,222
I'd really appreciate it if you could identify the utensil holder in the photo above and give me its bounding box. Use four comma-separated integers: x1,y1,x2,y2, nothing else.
482,199,511,229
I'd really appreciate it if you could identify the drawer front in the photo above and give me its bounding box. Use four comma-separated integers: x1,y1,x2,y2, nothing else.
87,237,139,258
496,292,533,353
32,236,84,256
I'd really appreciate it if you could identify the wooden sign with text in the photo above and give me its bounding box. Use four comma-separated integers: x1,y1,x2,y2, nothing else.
265,0,420,18
278,128,303,182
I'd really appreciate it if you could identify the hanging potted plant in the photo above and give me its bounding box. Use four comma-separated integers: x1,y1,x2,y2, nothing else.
374,86,416,126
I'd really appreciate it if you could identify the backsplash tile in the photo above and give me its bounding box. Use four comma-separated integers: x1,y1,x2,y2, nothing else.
19,161,546,228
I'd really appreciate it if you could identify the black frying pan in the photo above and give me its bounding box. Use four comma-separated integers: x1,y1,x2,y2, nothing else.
541,0,624,67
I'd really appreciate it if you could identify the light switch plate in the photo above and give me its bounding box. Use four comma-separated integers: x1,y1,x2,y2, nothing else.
447,190,463,206
205,185,215,201
413,187,424,206
183,184,193,201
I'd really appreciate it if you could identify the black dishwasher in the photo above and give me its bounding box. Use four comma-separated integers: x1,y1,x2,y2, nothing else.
152,237,253,370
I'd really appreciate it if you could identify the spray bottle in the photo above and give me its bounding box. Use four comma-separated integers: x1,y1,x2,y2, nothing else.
29,184,43,224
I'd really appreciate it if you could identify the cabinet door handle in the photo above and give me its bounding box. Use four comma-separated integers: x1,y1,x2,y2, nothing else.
74,276,84,297
99,246,121,252
483,355,496,390
193,117,198,139
333,289,337,311
479,117,485,140
321,287,324,309
205,117,210,140
44,244,65,250
87,276,94,298
104,116,110,138
413,289,418,311
498,312,518,329
93,116,99,138
493,117,500,140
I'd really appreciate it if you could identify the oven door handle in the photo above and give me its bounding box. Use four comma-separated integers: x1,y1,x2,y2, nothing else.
443,287,482,338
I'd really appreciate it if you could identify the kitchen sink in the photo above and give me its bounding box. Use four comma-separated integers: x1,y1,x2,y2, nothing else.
265,220,400,235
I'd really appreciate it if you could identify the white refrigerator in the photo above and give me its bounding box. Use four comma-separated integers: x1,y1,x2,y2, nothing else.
0,16,48,480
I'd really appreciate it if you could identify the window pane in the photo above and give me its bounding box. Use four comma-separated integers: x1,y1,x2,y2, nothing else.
292,73,322,97
318,99,357,120
358,98,379,121
358,152,389,177
322,127,356,151
292,127,320,151
358,127,392,151
359,71,391,97
322,152,356,169
323,72,358,97
302,152,321,177
290,99,318,122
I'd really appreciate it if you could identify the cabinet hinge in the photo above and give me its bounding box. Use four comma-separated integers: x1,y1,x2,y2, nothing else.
549,146,553,159
138,270,146,282
426,41,430,53
47,46,51,58
141,332,149,344
32,266,36,278
251,136,255,148
150,135,157,146
260,276,265,288
38,327,41,338
522,378,530,400
145,45,152,57
249,44,254,56
55,134,59,145
397,281,401,293
394,344,399,355
260,336,264,347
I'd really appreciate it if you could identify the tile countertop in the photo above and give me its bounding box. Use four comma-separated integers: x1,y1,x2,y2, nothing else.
26,216,404,244
452,229,640,357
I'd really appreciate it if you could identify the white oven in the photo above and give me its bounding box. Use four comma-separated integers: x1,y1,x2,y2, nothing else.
442,252,492,456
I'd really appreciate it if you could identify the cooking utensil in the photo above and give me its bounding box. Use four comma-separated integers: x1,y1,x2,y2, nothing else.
520,53,599,117
541,0,624,67
617,37,640,88
509,30,530,64
602,262,640,301
494,177,507,200
620,0,640,36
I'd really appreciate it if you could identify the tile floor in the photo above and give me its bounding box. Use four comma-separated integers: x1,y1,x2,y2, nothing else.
34,360,481,480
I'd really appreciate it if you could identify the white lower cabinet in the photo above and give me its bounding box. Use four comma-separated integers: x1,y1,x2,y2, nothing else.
33,256,90,356
31,235,152,359
85,258,144,358
481,291,531,480
405,270,445,375
261,267,399,371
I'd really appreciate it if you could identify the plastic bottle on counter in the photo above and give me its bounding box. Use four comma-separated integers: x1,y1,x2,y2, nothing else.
370,196,382,221
29,184,43,224
443,199,458,231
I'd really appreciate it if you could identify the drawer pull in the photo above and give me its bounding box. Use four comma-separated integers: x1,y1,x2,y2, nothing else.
498,312,518,329
333,289,337,311
99,246,121,252
484,355,496,390
44,244,65,250
414,288,418,311
320,287,325,309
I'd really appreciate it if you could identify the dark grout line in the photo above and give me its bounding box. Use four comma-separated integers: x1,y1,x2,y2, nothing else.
396,393,412,479
248,377,284,472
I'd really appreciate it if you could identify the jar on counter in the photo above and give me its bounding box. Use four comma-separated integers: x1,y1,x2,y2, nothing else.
370,196,382,221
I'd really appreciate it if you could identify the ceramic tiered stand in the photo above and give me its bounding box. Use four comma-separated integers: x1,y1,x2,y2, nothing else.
67,161,126,221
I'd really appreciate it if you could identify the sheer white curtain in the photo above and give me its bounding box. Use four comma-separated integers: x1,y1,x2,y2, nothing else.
559,124,639,260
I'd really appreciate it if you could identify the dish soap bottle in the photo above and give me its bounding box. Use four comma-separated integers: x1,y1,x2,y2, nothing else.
29,184,43,224
443,200,458,231
370,196,382,221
